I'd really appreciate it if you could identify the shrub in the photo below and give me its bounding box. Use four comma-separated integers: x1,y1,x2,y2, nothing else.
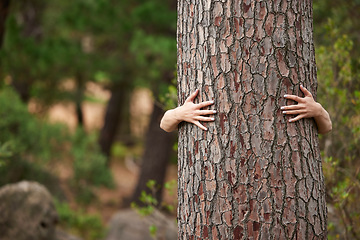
55,199,106,240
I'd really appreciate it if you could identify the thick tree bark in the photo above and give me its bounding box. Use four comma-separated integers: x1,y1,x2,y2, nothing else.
177,0,326,239
131,103,175,206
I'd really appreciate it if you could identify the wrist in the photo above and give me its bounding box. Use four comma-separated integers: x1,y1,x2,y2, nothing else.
313,102,323,118
172,107,183,123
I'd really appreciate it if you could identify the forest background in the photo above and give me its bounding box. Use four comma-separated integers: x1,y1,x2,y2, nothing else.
0,0,359,239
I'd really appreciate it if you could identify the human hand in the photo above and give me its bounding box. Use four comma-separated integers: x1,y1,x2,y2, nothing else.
175,89,216,130
281,85,322,123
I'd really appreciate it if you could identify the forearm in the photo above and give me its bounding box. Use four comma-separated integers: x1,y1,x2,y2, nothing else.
160,108,182,132
314,103,332,134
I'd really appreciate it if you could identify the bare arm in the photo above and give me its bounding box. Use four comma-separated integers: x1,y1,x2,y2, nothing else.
160,89,216,132
281,85,332,134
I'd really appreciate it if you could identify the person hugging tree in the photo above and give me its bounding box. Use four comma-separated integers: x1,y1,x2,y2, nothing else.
160,85,332,134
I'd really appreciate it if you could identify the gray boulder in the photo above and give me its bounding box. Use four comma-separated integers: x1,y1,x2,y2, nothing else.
0,181,81,240
105,209,177,240
55,229,82,240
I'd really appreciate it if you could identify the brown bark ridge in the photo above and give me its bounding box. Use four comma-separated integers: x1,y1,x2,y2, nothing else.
177,0,326,239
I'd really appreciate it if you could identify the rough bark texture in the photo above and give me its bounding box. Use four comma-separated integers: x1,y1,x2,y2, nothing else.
177,0,327,239
131,103,174,205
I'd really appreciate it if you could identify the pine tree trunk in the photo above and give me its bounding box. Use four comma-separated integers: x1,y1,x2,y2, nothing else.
131,103,175,206
177,0,327,239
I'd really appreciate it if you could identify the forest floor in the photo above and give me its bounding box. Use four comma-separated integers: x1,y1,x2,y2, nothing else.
54,154,178,224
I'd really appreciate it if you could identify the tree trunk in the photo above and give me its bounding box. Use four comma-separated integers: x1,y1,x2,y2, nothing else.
0,0,10,49
75,72,85,128
116,89,132,145
99,85,126,159
177,0,327,239
131,103,175,206
10,0,45,102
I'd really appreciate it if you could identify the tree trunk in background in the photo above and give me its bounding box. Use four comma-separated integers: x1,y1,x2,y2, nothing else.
75,72,85,128
131,103,175,205
116,89,132,145
10,0,45,102
177,0,327,239
99,85,127,159
0,0,10,49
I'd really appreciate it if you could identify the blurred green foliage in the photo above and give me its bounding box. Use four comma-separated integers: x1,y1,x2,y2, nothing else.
0,86,67,199
0,142,12,167
72,129,113,188
1,0,176,238
131,179,177,215
71,129,114,204
0,86,113,186
0,85,112,236
130,0,177,102
1,0,135,106
314,0,360,238
55,199,105,240
0,87,66,162
131,179,177,238
158,77,178,110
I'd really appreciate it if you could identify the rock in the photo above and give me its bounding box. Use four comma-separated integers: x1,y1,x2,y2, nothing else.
0,181,81,240
55,229,82,240
0,181,58,240
105,209,177,240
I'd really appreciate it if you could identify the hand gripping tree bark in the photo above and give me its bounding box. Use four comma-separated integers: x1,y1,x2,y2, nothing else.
177,0,327,239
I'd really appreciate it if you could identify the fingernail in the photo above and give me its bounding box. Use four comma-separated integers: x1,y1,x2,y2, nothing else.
280,106,284,110
289,119,293,122
205,128,208,131
211,118,215,121
282,111,286,114
284,95,288,98
213,110,217,113
300,84,303,88
210,100,214,104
